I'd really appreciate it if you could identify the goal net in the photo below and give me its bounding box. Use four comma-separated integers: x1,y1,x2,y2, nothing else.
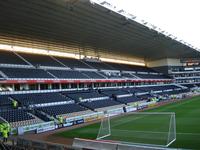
96,112,176,147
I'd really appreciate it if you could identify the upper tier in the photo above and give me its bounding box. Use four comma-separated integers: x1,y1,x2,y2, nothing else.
0,50,171,80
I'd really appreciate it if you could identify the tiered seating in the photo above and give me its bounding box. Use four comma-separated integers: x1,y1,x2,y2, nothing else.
47,70,88,79
37,104,87,116
84,61,114,70
0,95,12,105
124,85,180,94
122,73,136,78
101,72,122,79
54,57,90,69
11,92,71,106
181,84,196,88
81,71,105,79
153,85,179,91
64,90,107,101
129,65,155,73
125,87,145,93
106,63,155,72
162,89,189,95
0,51,27,65
138,94,153,99
116,96,141,104
0,109,34,123
101,89,129,96
136,74,170,79
196,83,200,87
19,53,62,67
0,68,53,78
138,85,179,92
80,99,120,109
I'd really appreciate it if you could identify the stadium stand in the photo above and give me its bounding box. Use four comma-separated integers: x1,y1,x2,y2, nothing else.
0,67,54,79
0,108,43,128
18,53,63,67
100,71,122,79
137,85,180,92
181,84,197,88
47,69,88,79
80,99,121,110
11,92,72,106
54,57,91,69
84,61,114,70
0,95,12,106
0,2,200,148
136,73,170,79
63,90,108,101
0,51,27,65
100,88,130,97
0,109,34,123
98,62,155,73
121,73,137,78
115,96,141,104
37,103,87,116
81,71,105,79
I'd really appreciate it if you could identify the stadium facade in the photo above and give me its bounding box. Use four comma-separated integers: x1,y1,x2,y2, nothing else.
0,0,200,149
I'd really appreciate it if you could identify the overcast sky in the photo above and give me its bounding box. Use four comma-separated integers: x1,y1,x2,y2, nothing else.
106,0,200,50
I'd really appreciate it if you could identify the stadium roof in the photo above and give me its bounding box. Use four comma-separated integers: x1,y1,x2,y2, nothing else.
0,0,200,61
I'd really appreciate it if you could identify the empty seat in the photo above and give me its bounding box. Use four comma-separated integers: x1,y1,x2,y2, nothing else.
0,68,54,78
136,74,170,79
19,53,63,67
63,90,107,101
0,51,27,65
11,92,71,106
38,104,87,116
48,70,88,79
81,71,105,79
116,96,141,104
0,109,34,123
54,57,90,69
84,61,114,70
101,89,129,97
80,99,120,109
0,95,12,105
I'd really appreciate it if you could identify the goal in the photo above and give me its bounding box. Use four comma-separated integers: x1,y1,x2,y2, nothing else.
96,112,176,147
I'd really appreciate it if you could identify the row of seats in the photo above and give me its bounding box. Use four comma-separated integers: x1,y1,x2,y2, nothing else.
100,89,129,97
136,85,180,92
47,70,88,79
0,84,190,123
182,84,197,88
0,50,161,73
0,51,27,65
0,67,171,79
0,109,34,123
82,71,105,79
161,89,190,95
63,90,107,101
0,68,54,78
0,95,12,105
37,104,86,116
11,92,71,106
116,96,140,104
136,74,170,79
80,99,121,110
4,85,182,107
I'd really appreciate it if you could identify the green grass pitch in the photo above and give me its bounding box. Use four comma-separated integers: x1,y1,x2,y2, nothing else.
56,96,200,149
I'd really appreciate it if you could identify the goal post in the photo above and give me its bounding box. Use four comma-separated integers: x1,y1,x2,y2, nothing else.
96,114,111,140
96,112,176,147
166,113,176,147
